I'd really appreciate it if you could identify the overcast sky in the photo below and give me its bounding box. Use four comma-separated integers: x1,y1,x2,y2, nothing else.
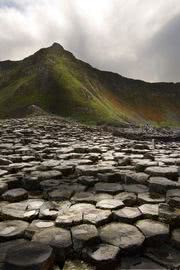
0,0,180,82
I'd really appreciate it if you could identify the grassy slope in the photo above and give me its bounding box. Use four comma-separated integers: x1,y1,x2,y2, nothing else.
0,43,179,126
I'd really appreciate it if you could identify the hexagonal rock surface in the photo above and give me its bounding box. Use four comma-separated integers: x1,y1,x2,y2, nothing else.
0,183,8,195
139,204,159,219
95,183,123,195
83,209,111,226
113,207,142,223
25,220,55,239
33,227,72,262
114,192,137,206
166,189,180,208
69,203,96,214
0,201,39,221
84,243,120,266
71,224,99,253
125,172,149,184
145,244,180,269
96,199,124,210
138,192,165,204
119,256,167,269
0,220,29,241
171,228,180,249
145,166,179,180
0,239,28,265
56,209,83,227
63,260,95,270
148,177,180,194
136,219,169,242
159,203,180,224
4,242,54,270
2,188,28,202
99,222,145,251
71,192,97,204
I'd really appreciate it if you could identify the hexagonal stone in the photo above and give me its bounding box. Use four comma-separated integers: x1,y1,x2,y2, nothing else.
166,189,180,208
115,192,137,206
48,189,73,201
159,203,180,224
145,166,179,180
71,192,97,204
135,160,158,172
94,193,113,202
70,203,96,214
4,242,54,270
31,170,62,180
0,170,8,177
77,176,98,187
2,188,28,202
40,179,61,190
113,207,142,223
83,209,111,226
138,192,165,204
126,172,149,184
0,220,29,241
71,224,99,253
63,260,95,270
139,204,159,219
99,222,145,251
119,256,167,269
25,220,55,239
171,228,180,250
56,209,83,227
84,243,120,266
0,239,28,264
136,219,169,242
0,183,8,195
0,201,39,221
33,227,72,262
145,244,180,269
96,199,124,210
95,183,123,195
39,201,60,220
148,177,180,194
123,184,149,194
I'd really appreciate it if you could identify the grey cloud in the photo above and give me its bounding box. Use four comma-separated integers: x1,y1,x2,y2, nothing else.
0,0,180,82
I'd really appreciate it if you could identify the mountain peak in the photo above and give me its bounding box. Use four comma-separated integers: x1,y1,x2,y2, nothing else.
50,42,64,51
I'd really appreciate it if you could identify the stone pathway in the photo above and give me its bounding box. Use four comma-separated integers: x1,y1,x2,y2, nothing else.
0,116,180,269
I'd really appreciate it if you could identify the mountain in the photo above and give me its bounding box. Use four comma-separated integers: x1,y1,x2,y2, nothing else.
0,42,180,126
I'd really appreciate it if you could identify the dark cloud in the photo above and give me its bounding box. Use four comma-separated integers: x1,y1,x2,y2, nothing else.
0,0,180,82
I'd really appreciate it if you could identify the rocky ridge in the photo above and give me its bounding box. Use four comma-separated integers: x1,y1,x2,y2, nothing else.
0,116,180,269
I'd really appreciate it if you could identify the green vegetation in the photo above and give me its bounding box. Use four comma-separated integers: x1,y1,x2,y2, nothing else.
0,43,179,126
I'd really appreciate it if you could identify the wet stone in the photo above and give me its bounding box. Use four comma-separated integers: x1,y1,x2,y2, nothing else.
2,188,28,202
71,224,99,253
84,243,120,266
145,244,180,269
119,256,167,269
99,222,145,251
171,228,180,250
4,242,54,270
113,207,142,223
33,227,72,262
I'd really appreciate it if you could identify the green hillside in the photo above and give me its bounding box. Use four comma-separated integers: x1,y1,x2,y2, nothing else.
0,43,180,126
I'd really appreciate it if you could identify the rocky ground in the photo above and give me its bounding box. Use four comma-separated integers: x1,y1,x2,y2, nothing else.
0,116,180,270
